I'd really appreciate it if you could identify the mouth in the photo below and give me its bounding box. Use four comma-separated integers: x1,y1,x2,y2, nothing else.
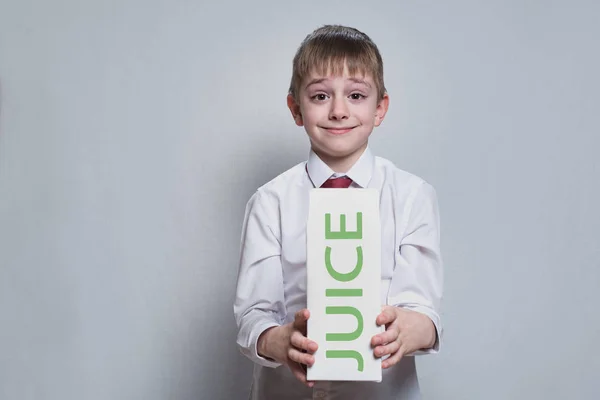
322,126,356,135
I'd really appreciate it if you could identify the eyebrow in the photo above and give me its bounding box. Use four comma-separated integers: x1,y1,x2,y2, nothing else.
348,78,371,88
305,78,327,90
304,77,372,90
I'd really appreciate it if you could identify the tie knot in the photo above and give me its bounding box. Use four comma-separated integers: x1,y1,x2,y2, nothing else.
321,176,353,189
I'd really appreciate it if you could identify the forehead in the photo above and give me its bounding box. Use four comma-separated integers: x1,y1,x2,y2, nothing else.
303,62,374,87
306,59,371,80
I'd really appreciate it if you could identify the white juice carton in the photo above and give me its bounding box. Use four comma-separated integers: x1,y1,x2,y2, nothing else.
306,188,382,382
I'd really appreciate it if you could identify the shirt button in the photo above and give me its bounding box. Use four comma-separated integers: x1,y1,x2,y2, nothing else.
314,390,326,399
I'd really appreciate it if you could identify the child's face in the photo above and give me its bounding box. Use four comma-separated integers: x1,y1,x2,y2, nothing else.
288,65,388,169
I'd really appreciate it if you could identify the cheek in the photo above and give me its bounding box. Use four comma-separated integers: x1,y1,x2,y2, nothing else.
301,105,325,125
355,107,377,125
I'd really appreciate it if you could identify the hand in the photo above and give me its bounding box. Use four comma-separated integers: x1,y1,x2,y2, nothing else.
257,309,319,387
371,306,436,369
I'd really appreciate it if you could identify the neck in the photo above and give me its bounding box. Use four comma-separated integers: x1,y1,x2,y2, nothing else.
313,143,367,173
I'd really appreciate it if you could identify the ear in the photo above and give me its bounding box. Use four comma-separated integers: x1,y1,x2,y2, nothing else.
287,94,304,126
374,93,389,127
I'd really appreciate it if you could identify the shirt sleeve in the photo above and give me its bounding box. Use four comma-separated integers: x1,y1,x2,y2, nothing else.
233,189,286,368
387,181,444,354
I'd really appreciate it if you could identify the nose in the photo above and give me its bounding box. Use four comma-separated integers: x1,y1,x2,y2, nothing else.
328,97,349,121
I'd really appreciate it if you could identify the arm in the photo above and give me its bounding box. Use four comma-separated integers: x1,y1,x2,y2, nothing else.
388,181,443,353
233,190,286,368
371,181,444,366
233,190,318,386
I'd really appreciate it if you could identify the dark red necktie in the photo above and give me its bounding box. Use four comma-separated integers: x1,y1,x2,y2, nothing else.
320,176,353,188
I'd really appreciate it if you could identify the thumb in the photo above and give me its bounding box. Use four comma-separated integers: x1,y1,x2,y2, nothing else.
293,309,310,331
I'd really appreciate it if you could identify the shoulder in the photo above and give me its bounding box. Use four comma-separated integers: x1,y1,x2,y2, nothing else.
374,155,440,235
256,161,305,196
374,155,435,195
247,161,306,207
242,162,305,233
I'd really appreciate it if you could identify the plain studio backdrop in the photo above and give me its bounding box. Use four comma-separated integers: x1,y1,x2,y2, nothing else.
1,1,599,399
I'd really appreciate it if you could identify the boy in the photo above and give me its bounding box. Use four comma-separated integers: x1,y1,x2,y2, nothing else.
234,25,443,400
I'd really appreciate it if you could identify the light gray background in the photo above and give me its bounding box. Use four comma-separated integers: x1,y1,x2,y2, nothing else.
1,1,599,399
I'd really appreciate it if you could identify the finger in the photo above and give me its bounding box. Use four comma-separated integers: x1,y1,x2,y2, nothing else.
374,339,400,359
371,326,399,346
382,346,405,369
290,331,319,353
289,362,307,384
289,362,315,387
288,347,315,367
293,309,310,331
376,307,398,326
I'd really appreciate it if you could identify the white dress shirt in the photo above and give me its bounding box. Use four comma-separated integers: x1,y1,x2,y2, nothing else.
234,146,443,400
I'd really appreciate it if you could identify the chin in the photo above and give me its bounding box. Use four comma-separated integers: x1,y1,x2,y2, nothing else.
310,134,368,157
318,145,365,159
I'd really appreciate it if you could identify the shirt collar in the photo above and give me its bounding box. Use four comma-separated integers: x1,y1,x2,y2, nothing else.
306,146,374,188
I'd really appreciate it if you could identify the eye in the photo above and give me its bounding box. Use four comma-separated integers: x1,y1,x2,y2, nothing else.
349,93,365,100
312,93,329,101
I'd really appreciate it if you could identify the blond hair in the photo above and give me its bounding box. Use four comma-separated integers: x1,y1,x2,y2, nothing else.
289,25,386,100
